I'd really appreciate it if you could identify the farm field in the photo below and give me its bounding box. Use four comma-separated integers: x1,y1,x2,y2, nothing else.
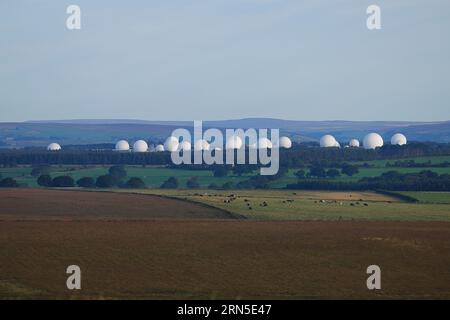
114,189,450,221
1,160,450,188
1,220,450,299
1,189,450,299
397,192,450,204
0,189,236,220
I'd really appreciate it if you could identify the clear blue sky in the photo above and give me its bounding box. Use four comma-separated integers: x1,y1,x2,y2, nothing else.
1,0,449,122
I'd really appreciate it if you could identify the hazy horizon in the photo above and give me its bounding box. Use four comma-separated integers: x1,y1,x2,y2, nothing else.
1,1,449,122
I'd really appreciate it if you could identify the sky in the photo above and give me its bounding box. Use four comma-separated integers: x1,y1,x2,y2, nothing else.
0,0,449,122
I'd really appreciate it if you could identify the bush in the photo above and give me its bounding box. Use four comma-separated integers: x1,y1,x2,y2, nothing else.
326,168,341,178
77,177,96,188
51,176,75,187
309,165,327,178
31,165,51,177
0,177,19,188
108,165,127,180
96,174,118,188
37,174,52,187
186,177,200,189
161,177,179,189
221,182,234,190
342,164,359,176
294,170,306,179
213,166,229,177
123,177,146,189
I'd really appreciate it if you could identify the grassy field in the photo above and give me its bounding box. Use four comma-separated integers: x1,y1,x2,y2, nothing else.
2,161,450,188
397,192,450,204
112,189,450,222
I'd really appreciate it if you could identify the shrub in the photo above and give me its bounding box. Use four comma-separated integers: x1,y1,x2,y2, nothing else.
0,178,19,188
37,174,52,187
96,174,118,188
51,175,75,187
161,177,179,189
77,177,96,188
186,177,200,189
123,177,146,189
108,165,127,180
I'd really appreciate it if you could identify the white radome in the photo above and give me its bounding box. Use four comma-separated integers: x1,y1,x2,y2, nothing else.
164,136,179,152
334,141,341,148
258,137,273,149
179,141,192,151
279,136,292,149
47,143,61,151
115,140,130,151
225,135,243,150
133,140,148,152
363,133,384,149
391,133,407,146
155,144,165,152
320,135,337,148
349,139,360,147
194,139,210,151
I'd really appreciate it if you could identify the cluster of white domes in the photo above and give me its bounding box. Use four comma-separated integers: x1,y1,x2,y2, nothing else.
391,133,407,146
47,143,61,151
318,133,407,149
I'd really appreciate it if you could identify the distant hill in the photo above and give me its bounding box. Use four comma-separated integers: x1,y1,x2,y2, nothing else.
1,118,449,148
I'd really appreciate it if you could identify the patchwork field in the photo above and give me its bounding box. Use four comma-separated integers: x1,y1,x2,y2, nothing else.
1,189,450,299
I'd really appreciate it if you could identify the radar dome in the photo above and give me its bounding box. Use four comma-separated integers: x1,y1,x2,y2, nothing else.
180,141,192,151
155,144,165,152
115,140,130,151
391,133,407,146
194,139,210,151
133,140,148,152
279,136,292,149
47,143,61,151
363,133,383,149
258,137,273,149
164,136,179,152
225,135,243,150
349,139,360,147
320,135,336,148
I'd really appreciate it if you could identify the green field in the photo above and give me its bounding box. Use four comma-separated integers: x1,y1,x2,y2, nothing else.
109,188,450,222
397,192,450,204
2,159,450,189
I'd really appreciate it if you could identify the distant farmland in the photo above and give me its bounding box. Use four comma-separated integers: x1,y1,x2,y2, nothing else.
1,155,450,189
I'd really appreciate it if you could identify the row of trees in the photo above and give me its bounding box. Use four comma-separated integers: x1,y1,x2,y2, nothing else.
286,170,450,191
1,142,449,167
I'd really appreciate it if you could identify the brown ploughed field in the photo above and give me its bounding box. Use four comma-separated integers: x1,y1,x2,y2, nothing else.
1,189,449,299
